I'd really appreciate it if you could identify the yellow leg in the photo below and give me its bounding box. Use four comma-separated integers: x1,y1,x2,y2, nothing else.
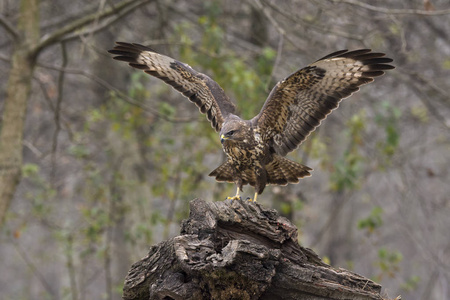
226,187,241,201
253,192,258,202
247,192,258,202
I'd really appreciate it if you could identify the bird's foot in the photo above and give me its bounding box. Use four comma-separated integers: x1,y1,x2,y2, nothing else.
245,197,257,203
226,187,242,202
226,195,242,201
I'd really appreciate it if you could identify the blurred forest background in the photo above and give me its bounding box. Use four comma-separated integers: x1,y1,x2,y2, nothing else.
1,0,449,299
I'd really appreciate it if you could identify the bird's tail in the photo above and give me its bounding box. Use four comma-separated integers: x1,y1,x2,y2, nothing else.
209,160,256,186
209,156,311,187
209,160,235,183
265,155,312,185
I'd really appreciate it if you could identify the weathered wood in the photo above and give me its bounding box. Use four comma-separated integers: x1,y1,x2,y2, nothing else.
123,198,387,300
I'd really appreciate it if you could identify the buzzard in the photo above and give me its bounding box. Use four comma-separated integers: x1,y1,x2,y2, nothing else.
109,43,394,202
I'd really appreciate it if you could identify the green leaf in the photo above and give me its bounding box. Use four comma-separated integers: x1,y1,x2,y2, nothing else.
68,144,90,158
443,58,450,70
22,163,39,177
158,102,176,117
358,206,383,233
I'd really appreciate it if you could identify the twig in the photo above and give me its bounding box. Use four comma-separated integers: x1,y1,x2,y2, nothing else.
33,70,76,145
262,0,364,42
105,167,124,300
0,13,19,40
265,34,284,92
250,0,299,50
22,139,43,157
398,71,450,130
50,42,67,184
60,0,144,44
40,2,101,31
36,0,153,54
36,62,202,124
12,238,57,300
334,0,450,16
408,71,450,104
65,234,79,300
0,53,10,63
309,190,348,248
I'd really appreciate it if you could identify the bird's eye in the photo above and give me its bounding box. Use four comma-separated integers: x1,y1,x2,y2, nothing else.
228,130,235,136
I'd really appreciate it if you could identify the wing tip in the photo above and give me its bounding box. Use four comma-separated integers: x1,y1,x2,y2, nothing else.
109,42,163,70
317,48,395,71
108,41,158,57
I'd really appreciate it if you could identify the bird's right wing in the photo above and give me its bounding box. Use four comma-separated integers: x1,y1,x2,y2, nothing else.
109,42,236,132
253,49,394,156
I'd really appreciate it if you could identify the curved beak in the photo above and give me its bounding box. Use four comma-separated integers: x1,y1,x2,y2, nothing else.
221,134,227,144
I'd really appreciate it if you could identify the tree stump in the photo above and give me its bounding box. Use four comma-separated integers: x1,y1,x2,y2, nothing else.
123,198,390,300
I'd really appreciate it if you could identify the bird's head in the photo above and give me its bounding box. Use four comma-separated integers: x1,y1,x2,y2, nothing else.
220,116,248,144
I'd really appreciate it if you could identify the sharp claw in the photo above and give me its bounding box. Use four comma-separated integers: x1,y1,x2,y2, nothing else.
226,187,242,202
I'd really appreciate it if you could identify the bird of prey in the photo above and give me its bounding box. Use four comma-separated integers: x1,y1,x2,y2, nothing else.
109,42,394,202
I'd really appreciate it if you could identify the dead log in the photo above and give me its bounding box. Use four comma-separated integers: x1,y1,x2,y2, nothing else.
123,198,390,300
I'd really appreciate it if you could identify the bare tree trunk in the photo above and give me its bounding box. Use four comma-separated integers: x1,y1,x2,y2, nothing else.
123,198,397,300
0,0,40,225
0,0,153,228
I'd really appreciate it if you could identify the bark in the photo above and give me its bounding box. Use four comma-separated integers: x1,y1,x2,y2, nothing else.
0,0,40,225
123,199,394,300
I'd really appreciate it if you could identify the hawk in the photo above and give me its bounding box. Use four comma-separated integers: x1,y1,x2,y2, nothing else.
109,43,394,202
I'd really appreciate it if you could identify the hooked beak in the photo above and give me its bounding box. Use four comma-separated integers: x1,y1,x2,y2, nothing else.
221,134,227,144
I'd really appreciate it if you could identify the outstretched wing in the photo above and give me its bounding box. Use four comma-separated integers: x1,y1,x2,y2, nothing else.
108,42,236,132
253,49,394,156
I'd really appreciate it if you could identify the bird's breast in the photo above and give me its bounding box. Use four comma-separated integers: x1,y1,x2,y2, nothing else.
222,139,267,169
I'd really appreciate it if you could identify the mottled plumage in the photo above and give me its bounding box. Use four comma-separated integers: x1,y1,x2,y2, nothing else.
109,43,394,201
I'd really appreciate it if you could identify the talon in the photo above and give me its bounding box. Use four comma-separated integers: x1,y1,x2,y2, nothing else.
226,186,242,202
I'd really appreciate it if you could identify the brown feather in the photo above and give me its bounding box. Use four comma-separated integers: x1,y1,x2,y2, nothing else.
108,42,236,132
265,156,311,185
253,49,394,156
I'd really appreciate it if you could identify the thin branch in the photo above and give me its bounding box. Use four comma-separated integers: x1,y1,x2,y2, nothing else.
265,34,283,92
40,2,101,31
334,0,450,16
250,0,300,50
65,234,79,300
309,191,348,248
50,42,68,183
12,238,57,300
59,0,147,44
408,82,450,130
409,71,450,105
34,71,76,144
251,0,285,35
396,70,450,130
36,0,153,54
0,13,19,40
36,62,201,124
0,53,10,63
262,0,364,42
23,139,43,157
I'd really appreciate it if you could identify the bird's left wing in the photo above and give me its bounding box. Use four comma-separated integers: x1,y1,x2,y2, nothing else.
253,49,394,156
109,42,236,132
